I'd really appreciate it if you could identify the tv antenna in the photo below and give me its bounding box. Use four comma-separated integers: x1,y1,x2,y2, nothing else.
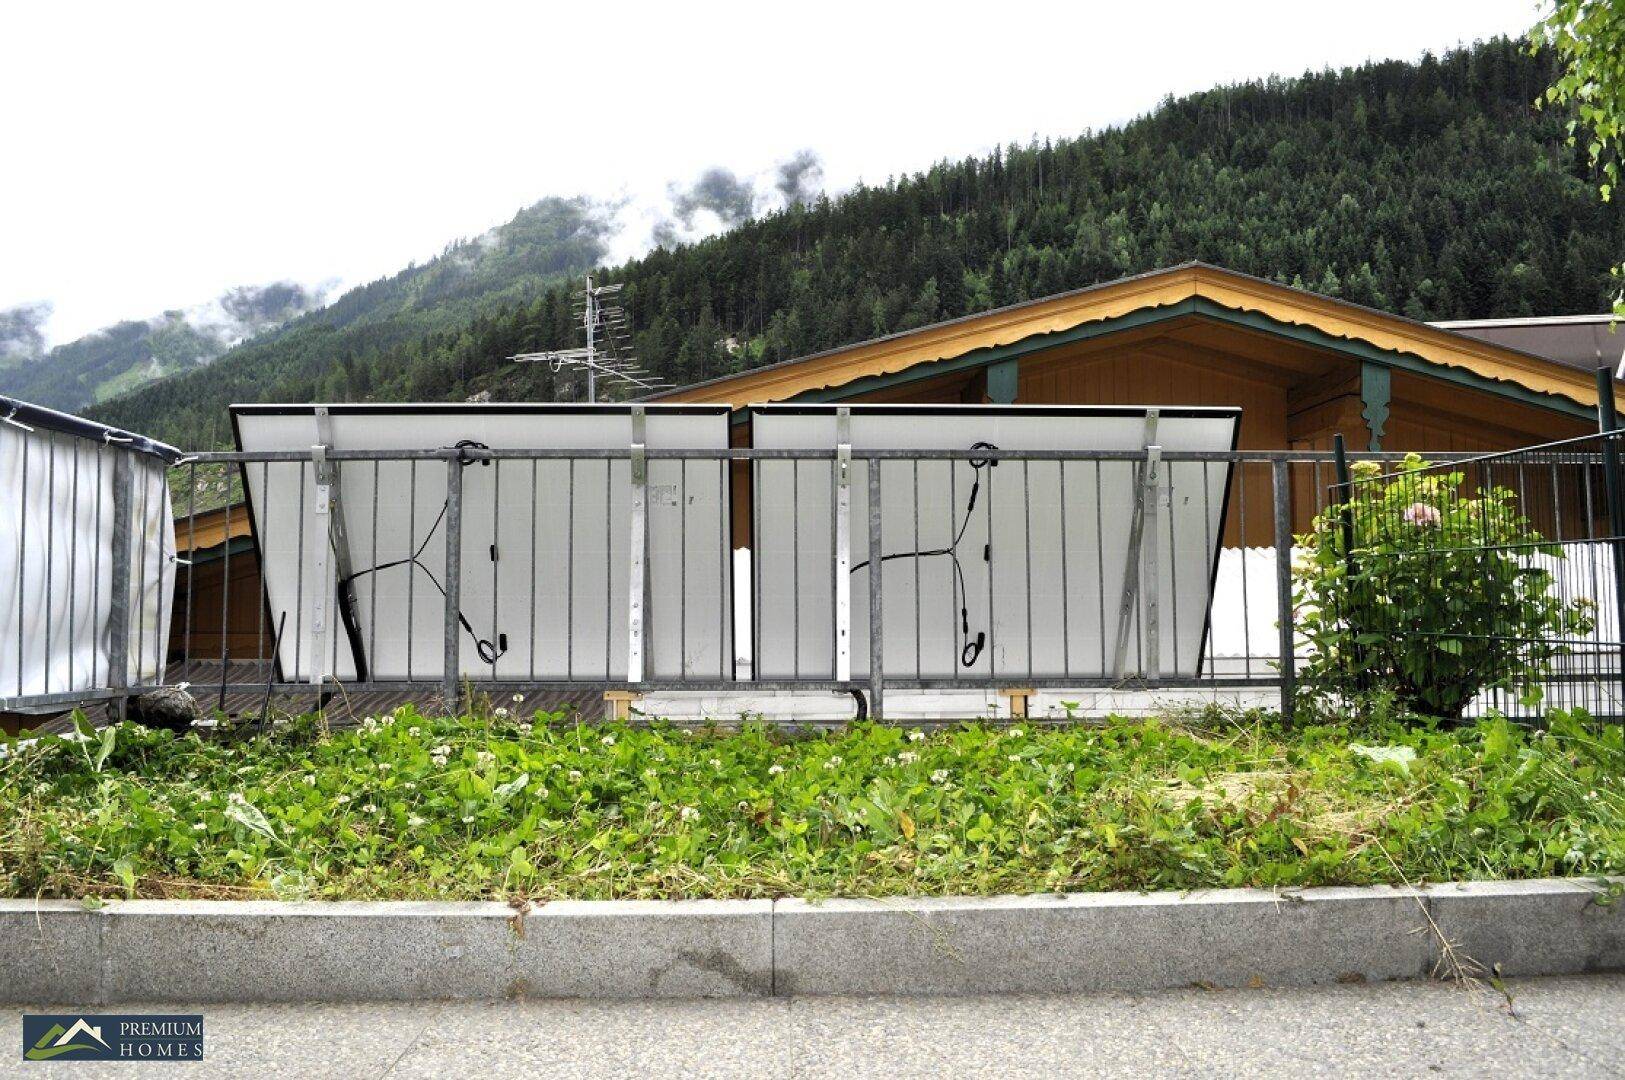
509,274,671,402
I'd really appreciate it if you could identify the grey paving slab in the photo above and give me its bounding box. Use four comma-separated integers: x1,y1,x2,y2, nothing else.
100,900,520,1002
784,990,1201,1079
1426,878,1625,978
4,975,1619,1079
512,898,774,998
386,997,795,1079
1494,973,1625,1072
773,886,1434,996
1140,978,1610,1078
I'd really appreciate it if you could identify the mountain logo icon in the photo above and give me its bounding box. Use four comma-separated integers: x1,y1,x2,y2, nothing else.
25,1017,109,1061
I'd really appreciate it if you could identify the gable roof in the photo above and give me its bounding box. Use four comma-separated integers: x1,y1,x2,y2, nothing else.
652,262,1613,415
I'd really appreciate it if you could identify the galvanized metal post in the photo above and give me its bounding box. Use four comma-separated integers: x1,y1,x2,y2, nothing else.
1272,459,1295,722
627,407,648,684
1143,445,1162,682
1111,410,1159,680
442,455,464,714
834,409,852,683
309,444,331,688
867,459,884,719
1594,366,1625,715
106,450,134,721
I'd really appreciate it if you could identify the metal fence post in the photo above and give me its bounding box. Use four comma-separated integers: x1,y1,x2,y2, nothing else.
1272,459,1295,722
106,449,134,721
867,459,884,720
1594,367,1625,715
627,408,648,685
1331,434,1363,691
442,454,464,714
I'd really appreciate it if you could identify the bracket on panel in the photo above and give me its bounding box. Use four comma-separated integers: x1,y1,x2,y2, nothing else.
1111,409,1162,681
834,407,852,682
311,406,367,683
627,406,649,684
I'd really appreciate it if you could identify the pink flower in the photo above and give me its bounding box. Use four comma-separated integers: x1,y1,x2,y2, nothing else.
1402,502,1441,527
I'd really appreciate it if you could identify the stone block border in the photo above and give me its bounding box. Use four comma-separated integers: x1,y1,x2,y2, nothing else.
1,878,1618,1003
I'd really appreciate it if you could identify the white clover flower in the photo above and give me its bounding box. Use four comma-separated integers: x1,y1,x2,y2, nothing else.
517,723,533,735
768,764,784,776
475,751,496,768
461,815,475,824
824,755,843,770
335,794,352,804
192,822,207,831
407,815,426,827
493,707,509,719
908,730,925,742
602,735,616,746
228,792,247,805
1008,728,1024,738
377,762,391,771
512,693,525,703
407,726,422,738
431,744,450,757
403,782,417,790
536,788,549,799
882,755,897,767
1008,754,1020,762
898,751,919,765
931,769,950,784
303,773,316,786
362,803,378,814
679,806,700,822
709,758,723,769
568,769,583,782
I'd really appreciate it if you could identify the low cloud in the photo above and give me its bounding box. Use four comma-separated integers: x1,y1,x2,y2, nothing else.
775,149,824,206
671,167,757,229
0,300,52,361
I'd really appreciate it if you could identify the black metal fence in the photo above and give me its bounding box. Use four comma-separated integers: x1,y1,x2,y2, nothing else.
1317,430,1625,721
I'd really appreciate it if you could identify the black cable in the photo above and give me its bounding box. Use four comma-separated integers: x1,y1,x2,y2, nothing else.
335,441,508,668
850,442,998,668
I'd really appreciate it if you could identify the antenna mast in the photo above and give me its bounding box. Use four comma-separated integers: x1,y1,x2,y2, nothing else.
510,274,671,401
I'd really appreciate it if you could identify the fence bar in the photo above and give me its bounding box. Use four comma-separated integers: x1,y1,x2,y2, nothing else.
626,409,648,684
105,450,134,720
834,411,852,682
442,456,464,713
1272,458,1295,722
867,457,885,719
1143,444,1162,681
1595,367,1625,713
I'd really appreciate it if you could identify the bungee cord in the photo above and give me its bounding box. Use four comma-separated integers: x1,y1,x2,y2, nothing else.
850,442,998,668
335,440,508,672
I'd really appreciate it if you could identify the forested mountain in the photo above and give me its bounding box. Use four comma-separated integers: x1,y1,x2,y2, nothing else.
0,283,326,411
95,37,1625,449
3,196,610,423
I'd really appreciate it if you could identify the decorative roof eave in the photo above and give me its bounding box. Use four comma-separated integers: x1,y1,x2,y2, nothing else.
651,263,1609,412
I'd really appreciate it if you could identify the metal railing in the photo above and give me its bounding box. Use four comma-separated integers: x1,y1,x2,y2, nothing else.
147,438,1625,724
12,427,1624,724
2,398,177,717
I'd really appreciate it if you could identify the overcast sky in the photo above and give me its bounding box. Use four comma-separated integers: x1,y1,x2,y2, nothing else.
2,0,1544,347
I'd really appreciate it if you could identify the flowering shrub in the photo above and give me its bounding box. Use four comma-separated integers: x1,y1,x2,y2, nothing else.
1294,454,1596,719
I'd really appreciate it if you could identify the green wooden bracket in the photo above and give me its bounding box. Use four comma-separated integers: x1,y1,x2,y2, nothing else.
986,357,1019,403
1360,361,1391,452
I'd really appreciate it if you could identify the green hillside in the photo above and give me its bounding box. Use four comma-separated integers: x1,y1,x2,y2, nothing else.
95,38,1624,449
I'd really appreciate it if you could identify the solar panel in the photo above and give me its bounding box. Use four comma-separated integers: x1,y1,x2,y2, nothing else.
749,404,1240,681
233,404,732,684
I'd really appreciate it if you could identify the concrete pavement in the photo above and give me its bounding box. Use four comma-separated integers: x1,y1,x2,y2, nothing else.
6,974,1622,1078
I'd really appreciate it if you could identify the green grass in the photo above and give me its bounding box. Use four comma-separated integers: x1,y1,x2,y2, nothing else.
2,705,1621,902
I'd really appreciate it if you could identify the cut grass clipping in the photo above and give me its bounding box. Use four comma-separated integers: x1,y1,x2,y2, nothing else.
2,706,1620,902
